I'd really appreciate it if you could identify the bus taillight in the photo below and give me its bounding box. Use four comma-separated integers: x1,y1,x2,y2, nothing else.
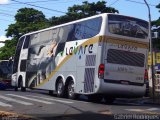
144,69,148,80
98,64,104,79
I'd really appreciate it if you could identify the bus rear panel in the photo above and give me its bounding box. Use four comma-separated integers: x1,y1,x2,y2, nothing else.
97,14,148,98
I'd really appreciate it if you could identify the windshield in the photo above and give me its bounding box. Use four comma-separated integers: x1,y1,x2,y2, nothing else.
108,14,148,39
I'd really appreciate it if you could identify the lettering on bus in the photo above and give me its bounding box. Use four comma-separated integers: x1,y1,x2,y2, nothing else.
117,66,134,73
118,66,128,72
136,76,143,81
66,43,93,56
118,44,137,51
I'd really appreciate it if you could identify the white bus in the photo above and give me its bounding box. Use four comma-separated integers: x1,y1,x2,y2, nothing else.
12,13,149,103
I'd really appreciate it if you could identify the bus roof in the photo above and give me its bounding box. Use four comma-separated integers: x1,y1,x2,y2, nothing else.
20,13,111,38
20,13,147,38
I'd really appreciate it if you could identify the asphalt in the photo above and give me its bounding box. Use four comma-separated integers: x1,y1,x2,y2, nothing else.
116,97,160,105
0,88,160,120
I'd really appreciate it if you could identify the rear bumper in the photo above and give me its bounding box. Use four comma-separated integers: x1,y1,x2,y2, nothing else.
99,79,146,98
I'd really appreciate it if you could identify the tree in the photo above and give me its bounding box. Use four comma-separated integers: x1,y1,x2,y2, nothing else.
6,8,49,40
152,4,160,28
49,1,118,26
152,3,160,49
0,39,17,59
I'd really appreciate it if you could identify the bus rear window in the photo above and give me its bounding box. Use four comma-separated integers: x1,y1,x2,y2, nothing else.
107,49,145,67
108,14,148,39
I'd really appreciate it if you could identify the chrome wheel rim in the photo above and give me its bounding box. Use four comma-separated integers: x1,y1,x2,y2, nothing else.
57,82,63,94
68,82,74,97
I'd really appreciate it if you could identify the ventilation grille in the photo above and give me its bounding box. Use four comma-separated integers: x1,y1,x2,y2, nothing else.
107,49,145,67
85,55,96,66
84,68,95,93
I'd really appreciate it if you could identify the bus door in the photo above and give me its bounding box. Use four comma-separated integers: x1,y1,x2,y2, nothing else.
12,37,25,86
18,35,30,86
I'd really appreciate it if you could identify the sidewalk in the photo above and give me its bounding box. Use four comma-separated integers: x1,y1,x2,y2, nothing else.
0,111,38,120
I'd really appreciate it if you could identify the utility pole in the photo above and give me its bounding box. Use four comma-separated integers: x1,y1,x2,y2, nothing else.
144,0,155,99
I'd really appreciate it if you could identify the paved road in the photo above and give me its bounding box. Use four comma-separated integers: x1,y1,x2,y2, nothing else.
0,89,160,120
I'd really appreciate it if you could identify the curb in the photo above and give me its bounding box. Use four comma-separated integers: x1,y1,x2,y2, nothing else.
0,111,38,120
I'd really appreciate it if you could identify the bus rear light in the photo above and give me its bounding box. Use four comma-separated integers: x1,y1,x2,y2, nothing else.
144,69,148,80
98,64,104,79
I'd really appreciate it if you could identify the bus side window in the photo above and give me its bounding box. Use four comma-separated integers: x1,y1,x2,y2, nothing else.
20,60,27,72
23,35,30,49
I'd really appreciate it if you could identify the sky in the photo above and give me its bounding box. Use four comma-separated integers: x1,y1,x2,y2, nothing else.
0,0,159,47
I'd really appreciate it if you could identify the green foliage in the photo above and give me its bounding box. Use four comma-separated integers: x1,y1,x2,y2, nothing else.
152,3,160,49
49,1,119,26
152,3,160,32
0,39,17,59
6,8,49,40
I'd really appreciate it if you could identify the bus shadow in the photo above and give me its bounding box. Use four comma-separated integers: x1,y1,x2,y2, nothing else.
32,112,114,120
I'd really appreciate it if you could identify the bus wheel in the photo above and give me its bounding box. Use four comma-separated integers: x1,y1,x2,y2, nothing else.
49,90,53,95
88,95,102,103
14,87,18,91
67,80,77,99
19,81,26,92
104,96,115,104
56,80,65,97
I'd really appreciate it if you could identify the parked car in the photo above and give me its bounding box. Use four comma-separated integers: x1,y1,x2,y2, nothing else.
0,80,7,90
0,79,12,90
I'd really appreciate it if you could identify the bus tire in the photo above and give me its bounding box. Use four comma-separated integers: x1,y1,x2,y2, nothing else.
104,96,115,104
49,90,53,95
21,87,26,92
56,80,65,98
88,95,102,103
19,80,26,92
67,80,77,99
14,87,18,91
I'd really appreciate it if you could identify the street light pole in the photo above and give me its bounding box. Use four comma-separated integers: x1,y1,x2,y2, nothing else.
144,0,155,99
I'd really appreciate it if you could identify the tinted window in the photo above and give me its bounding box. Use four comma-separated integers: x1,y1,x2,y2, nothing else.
27,17,102,62
39,30,50,43
107,49,145,67
30,34,39,46
108,14,148,39
23,35,30,49
13,37,25,73
67,17,102,41
20,60,27,71
30,31,51,46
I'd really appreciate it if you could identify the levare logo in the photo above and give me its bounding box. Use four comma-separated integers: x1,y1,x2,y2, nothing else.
65,42,93,59
118,44,137,51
